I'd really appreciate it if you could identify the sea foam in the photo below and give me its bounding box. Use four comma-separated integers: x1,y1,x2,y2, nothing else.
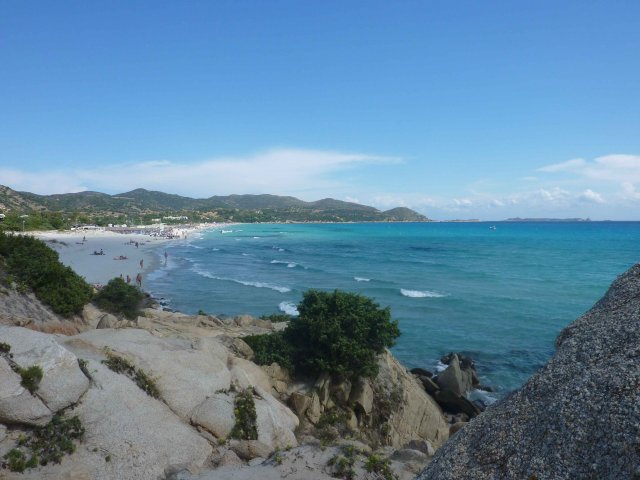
279,301,299,316
400,289,446,298
192,266,291,293
354,277,371,282
271,260,297,268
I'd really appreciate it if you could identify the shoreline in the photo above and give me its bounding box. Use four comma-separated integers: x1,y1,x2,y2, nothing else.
31,224,219,287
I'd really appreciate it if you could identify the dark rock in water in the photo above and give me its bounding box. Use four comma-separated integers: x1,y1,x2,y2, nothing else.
419,263,640,480
433,389,481,418
410,367,433,377
418,375,440,396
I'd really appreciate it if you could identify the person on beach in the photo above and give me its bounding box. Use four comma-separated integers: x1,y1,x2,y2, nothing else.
164,251,168,265
136,273,142,287
126,274,131,284
139,259,144,269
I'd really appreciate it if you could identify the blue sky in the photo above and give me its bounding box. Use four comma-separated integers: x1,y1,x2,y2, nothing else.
1,1,639,219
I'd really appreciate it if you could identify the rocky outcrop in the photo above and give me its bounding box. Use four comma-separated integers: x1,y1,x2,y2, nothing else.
419,263,640,480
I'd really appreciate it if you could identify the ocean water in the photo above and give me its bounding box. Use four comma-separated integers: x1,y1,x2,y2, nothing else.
146,222,640,395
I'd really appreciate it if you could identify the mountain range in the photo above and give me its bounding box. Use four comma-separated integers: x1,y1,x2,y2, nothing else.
0,185,429,223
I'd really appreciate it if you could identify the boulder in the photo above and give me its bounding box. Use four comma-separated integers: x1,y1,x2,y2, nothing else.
0,327,89,413
231,440,273,460
290,392,312,417
391,448,429,463
66,329,231,419
449,422,467,436
433,389,481,418
349,378,374,415
330,378,352,404
218,449,244,467
96,314,118,329
410,367,433,378
216,335,254,360
435,355,473,396
82,303,104,328
234,315,255,327
0,356,52,426
419,263,640,480
373,350,449,448
191,393,236,439
404,439,435,456
254,386,299,449
229,356,272,392
306,392,322,424
418,375,440,396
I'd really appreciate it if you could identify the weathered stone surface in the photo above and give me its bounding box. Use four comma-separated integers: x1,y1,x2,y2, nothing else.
330,378,352,404
349,378,374,415
449,421,467,436
374,350,449,448
404,439,435,456
191,393,236,439
229,356,272,392
420,264,640,480
68,328,231,418
234,315,255,327
3,360,212,480
0,326,89,413
306,392,322,424
231,440,273,460
391,448,428,463
0,356,52,426
96,313,118,329
418,375,440,396
290,391,312,416
435,355,473,396
433,389,481,418
218,449,243,467
254,386,298,449
216,335,254,360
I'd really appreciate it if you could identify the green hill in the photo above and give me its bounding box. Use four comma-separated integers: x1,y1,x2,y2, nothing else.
0,185,431,227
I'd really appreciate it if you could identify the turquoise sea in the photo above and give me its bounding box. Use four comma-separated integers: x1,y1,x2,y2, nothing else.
146,222,640,396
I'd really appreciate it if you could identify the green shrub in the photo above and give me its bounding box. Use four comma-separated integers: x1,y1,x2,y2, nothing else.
243,332,292,370
93,277,144,319
19,365,43,394
0,342,11,354
364,454,398,480
102,350,159,398
2,416,84,471
284,290,400,379
229,389,258,440
0,232,93,317
259,313,292,323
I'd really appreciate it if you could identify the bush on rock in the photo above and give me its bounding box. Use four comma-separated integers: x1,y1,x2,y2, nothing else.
285,290,400,380
93,277,144,319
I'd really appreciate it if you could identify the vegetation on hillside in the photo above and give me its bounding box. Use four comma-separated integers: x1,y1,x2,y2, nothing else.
247,290,400,380
0,232,93,316
0,185,430,229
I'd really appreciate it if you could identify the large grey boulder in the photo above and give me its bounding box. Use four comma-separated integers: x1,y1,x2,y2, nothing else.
4,359,213,480
0,326,89,413
0,356,52,426
419,263,640,480
67,328,231,418
435,354,473,396
373,350,449,448
253,385,298,449
191,392,236,439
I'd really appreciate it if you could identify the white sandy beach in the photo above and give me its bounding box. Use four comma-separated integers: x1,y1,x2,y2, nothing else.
34,226,214,287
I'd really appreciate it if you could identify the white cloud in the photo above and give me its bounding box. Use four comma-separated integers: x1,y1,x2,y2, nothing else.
0,148,398,198
539,154,640,183
621,182,640,200
578,189,605,204
538,158,586,173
